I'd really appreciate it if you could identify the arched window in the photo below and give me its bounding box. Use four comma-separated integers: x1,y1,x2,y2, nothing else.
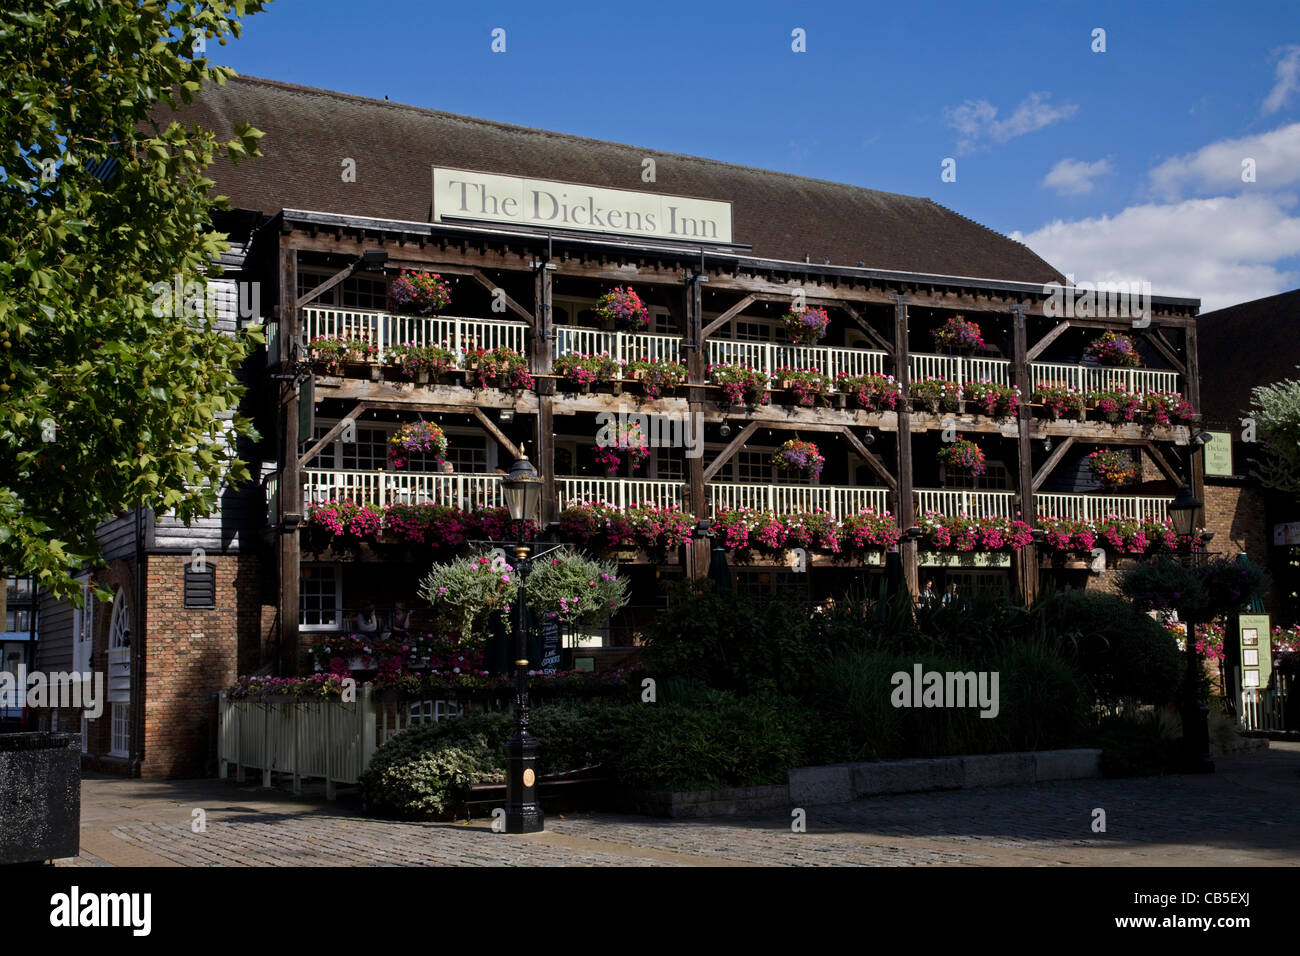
109,588,131,649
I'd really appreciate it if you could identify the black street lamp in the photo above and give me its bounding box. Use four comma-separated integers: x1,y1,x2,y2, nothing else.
1169,485,1214,774
500,455,545,833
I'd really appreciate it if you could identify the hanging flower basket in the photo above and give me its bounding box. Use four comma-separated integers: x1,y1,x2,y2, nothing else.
1087,448,1138,488
771,439,824,477
594,421,650,476
595,286,650,331
388,421,448,470
931,315,986,353
780,307,830,344
1084,331,1140,367
387,270,453,316
936,438,986,477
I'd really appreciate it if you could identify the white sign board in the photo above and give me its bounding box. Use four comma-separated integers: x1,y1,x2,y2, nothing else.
433,167,733,244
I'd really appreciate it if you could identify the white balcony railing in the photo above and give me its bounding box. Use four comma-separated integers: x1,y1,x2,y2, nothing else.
908,353,1013,387
913,489,1018,519
302,308,528,364
709,483,891,518
553,328,683,364
708,340,887,380
1029,363,1180,396
557,477,684,510
303,469,503,511
1034,493,1170,521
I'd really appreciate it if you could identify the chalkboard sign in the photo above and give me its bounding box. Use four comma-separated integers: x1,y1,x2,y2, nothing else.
538,621,563,674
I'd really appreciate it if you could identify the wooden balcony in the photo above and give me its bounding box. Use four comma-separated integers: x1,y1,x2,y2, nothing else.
913,489,1018,518
302,307,528,362
708,483,890,518
1029,362,1179,396
304,469,503,510
557,477,684,509
708,339,887,379
1034,492,1169,521
909,353,1013,387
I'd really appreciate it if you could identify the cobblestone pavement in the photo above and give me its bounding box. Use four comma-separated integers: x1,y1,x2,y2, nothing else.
56,743,1300,867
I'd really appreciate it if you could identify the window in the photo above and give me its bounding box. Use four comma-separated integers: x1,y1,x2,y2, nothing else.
946,461,1012,491
651,311,677,336
110,703,129,757
4,608,32,632
300,565,342,630
5,574,31,601
944,572,1010,601
733,320,772,342
340,427,390,471
298,270,388,310
109,589,131,649
413,433,488,473
654,447,684,482
736,450,773,484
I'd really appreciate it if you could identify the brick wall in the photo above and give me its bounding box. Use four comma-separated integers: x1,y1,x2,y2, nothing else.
139,553,263,778
1202,482,1268,562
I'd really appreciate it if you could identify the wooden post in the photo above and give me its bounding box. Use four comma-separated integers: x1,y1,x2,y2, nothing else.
1012,304,1038,604
685,271,708,579
532,262,557,523
278,242,302,675
892,295,918,596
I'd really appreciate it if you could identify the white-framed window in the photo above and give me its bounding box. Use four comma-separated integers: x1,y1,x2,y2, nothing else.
945,460,1012,491
735,450,772,484
300,564,342,630
341,426,390,471
72,577,94,674
109,589,130,649
109,702,129,757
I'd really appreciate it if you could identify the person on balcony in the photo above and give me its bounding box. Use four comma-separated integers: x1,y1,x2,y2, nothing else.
356,600,381,638
390,600,412,641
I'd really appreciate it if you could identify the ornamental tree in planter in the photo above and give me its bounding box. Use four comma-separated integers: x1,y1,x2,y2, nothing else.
627,358,687,398
709,363,770,406
593,421,650,475
937,437,986,477
773,367,833,406
910,377,962,413
931,315,986,352
963,380,1019,418
388,420,448,469
780,306,830,344
1087,448,1138,488
387,270,452,316
1032,386,1086,420
772,439,825,478
596,286,650,330
553,352,623,389
836,373,902,411
1084,331,1140,367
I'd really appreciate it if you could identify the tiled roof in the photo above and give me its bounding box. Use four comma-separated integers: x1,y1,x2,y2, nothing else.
170,75,1066,284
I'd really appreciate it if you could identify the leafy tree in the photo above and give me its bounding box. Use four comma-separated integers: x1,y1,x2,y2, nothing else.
0,0,269,598
1249,368,1300,493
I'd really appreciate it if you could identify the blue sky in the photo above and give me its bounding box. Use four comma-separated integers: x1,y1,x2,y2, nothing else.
222,0,1300,310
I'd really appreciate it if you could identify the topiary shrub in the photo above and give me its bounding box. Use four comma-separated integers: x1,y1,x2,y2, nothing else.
1041,590,1183,708
1093,709,1182,777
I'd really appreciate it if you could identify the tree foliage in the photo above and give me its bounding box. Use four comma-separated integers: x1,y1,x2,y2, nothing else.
0,0,269,597
1249,367,1300,493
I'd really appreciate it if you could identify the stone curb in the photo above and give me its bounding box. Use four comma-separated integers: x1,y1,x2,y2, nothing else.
788,748,1103,806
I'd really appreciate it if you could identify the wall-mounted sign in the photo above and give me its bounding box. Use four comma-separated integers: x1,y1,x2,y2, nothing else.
918,552,1011,568
432,167,734,244
1203,431,1234,477
1238,614,1272,692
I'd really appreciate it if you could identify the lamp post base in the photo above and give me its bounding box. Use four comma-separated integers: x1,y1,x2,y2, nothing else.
503,727,545,834
1181,699,1215,774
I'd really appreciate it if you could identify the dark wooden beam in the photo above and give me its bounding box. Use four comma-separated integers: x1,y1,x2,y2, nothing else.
298,402,366,468
295,260,359,311
470,407,522,460
278,243,301,676
469,268,533,325
840,303,895,354
700,293,757,340
1025,320,1070,363
892,295,918,597
839,427,897,491
1031,437,1075,491
1142,440,1183,485
1184,322,1201,413
1012,304,1038,605
702,421,760,482
1145,329,1187,376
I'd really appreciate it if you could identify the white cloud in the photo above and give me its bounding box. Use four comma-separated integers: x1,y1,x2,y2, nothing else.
1263,45,1300,114
944,92,1077,154
1042,158,1113,196
1149,123,1300,199
1010,194,1300,311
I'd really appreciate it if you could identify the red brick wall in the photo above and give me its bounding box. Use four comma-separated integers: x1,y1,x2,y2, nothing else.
1203,482,1268,562
139,553,263,778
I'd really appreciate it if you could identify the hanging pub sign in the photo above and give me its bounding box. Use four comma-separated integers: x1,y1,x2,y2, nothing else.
1203,431,1233,476
433,167,733,244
